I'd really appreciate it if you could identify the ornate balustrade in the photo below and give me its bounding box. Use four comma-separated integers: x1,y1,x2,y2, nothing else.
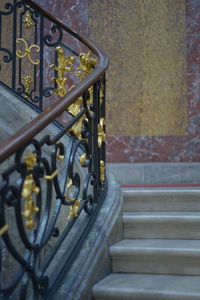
0,0,109,298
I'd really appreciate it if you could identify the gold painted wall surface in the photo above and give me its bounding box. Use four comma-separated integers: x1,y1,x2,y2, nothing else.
89,0,188,136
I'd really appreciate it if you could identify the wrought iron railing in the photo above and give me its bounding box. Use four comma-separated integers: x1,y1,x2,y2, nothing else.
0,0,109,298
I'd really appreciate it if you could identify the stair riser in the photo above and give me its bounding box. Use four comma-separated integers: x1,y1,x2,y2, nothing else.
123,199,200,212
93,187,200,299
94,293,200,300
123,191,200,212
124,222,200,239
112,253,200,275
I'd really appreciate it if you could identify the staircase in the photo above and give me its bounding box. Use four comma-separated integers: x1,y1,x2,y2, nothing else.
0,84,38,141
93,187,200,300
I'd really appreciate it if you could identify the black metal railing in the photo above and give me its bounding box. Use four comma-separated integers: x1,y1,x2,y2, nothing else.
0,0,109,298
0,0,96,111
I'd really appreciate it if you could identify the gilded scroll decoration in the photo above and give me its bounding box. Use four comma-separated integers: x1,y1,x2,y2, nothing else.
67,97,82,117
50,47,97,141
68,115,85,140
99,82,104,106
44,169,60,181
23,10,34,29
98,118,106,148
0,224,9,236
64,178,75,202
21,174,40,229
50,46,75,97
23,75,32,98
67,96,86,139
67,200,81,219
100,160,105,183
16,38,40,65
56,150,64,161
75,51,97,81
66,51,97,138
80,153,87,166
24,152,37,170
88,86,93,105
21,152,39,229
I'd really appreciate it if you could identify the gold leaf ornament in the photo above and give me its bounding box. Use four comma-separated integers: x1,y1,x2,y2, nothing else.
67,200,81,219
98,118,106,148
23,75,32,98
23,10,34,29
50,47,75,97
100,160,105,183
21,152,40,229
24,152,37,170
75,51,97,81
16,38,40,65
21,174,40,229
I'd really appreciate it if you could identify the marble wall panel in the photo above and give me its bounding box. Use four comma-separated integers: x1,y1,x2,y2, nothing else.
88,0,200,163
89,0,188,136
33,0,88,36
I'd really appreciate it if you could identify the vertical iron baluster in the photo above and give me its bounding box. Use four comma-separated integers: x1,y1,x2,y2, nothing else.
54,44,58,90
84,91,92,175
0,14,1,46
12,0,17,91
92,81,100,202
18,4,23,95
33,9,37,105
39,14,43,109
101,74,106,185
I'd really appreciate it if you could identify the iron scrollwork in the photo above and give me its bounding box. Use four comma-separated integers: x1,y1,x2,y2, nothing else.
43,25,63,47
0,1,67,107
0,3,14,67
0,48,13,63
0,0,107,298
0,114,103,297
0,2,14,15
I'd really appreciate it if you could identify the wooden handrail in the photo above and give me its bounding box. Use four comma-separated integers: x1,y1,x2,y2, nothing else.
0,0,109,162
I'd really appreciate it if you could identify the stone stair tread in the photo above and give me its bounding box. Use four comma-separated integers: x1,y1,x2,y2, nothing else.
122,187,200,211
122,187,200,201
0,84,38,142
123,210,200,216
93,187,200,298
93,273,200,300
124,211,200,217
111,239,200,253
123,211,200,223
111,239,200,275
122,187,200,193
123,212,200,239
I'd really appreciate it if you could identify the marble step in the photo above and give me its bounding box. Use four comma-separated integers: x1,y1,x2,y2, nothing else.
111,239,200,275
93,273,200,300
122,187,200,212
0,84,38,142
123,212,200,239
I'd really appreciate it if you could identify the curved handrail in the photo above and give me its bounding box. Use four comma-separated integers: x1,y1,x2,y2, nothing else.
0,0,109,162
0,2,109,297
